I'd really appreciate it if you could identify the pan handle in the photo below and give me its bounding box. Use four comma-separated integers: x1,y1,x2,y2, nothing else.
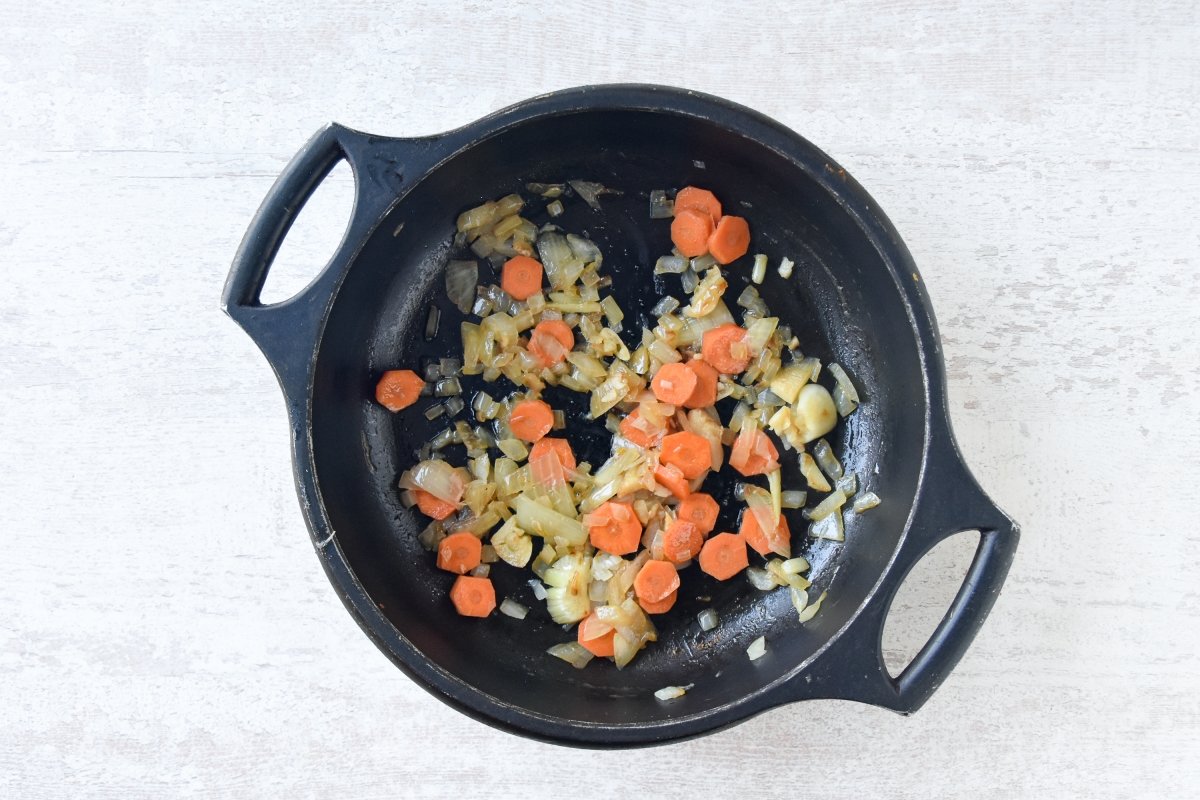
782,432,1019,713
221,123,428,389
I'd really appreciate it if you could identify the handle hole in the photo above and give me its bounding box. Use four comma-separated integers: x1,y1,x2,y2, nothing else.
882,529,980,678
260,160,355,304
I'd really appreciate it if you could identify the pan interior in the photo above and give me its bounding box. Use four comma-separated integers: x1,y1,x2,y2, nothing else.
310,108,926,725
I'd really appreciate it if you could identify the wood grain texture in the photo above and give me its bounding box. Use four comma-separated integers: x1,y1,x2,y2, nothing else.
2,1,1197,797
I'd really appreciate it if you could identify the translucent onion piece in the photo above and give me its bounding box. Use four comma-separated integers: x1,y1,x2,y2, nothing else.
852,491,881,513
654,255,688,274
809,511,845,541
425,305,440,340
568,180,610,211
812,438,843,481
654,685,692,701
743,316,779,354
833,384,859,417
768,468,782,520
697,609,719,631
491,517,533,567
547,199,564,217
826,363,860,404
778,257,795,278
649,190,674,219
781,489,807,509
790,585,809,617
529,579,548,601
543,553,593,624
499,598,528,619
513,495,587,547
399,459,465,504
781,556,810,575
799,453,832,493
547,642,594,669
746,567,776,591
807,489,847,522
445,259,479,313
836,473,858,497
747,636,767,661
751,254,767,284
797,591,827,623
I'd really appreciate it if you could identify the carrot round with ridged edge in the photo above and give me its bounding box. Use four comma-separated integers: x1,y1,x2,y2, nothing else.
500,255,543,300
528,437,576,473
682,359,719,409
633,559,680,604
528,319,574,367
677,492,719,536
375,369,425,412
662,519,704,565
707,215,751,264
740,508,792,557
508,398,554,442
660,431,713,479
670,207,715,258
701,323,751,374
449,575,496,617
651,362,698,406
577,612,616,657
587,501,642,556
674,186,722,223
413,488,457,520
436,531,482,574
638,588,677,615
699,532,749,580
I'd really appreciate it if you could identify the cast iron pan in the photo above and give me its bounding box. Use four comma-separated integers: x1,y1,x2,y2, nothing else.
222,85,1019,747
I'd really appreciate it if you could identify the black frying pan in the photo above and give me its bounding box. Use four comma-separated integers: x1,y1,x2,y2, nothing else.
222,85,1019,747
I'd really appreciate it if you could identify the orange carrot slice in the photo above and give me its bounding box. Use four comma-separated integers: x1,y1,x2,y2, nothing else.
651,362,698,406
449,575,496,617
699,532,749,580
375,369,425,412
500,255,543,300
508,399,554,442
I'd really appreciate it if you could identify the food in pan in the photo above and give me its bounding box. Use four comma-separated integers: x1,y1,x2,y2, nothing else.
379,184,873,668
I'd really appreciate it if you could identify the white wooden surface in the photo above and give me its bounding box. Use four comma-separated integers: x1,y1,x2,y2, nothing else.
2,1,1198,797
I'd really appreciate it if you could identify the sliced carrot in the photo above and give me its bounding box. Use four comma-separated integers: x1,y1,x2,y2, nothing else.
660,431,713,479
670,207,715,258
528,319,574,367
682,359,719,409
729,428,780,476
701,323,751,374
436,531,483,574
633,559,680,604
650,362,698,406
707,215,751,265
449,575,496,617
620,408,668,448
677,492,720,536
508,398,554,442
739,509,792,557
528,437,576,473
375,369,425,412
413,488,457,520
699,532,749,580
654,463,692,499
662,519,704,565
500,255,543,300
674,186,722,223
587,501,643,556
638,589,677,615
577,612,616,657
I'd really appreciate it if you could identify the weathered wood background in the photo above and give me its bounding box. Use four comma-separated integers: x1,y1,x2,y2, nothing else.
2,1,1197,797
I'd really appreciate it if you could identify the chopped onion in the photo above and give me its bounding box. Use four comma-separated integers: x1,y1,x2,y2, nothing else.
746,567,776,591
809,511,845,541
778,257,794,278
781,556,810,575
470,563,491,578
768,468,782,520
425,305,441,340
423,404,445,421
697,609,719,631
781,489,807,509
852,491,881,513
790,585,809,617
751,254,767,284
654,684,692,701
812,438,843,481
500,598,528,619
747,636,767,661
743,316,779,353
649,189,673,219
543,553,593,623
529,579,548,601
568,180,613,211
680,267,699,293
492,517,533,567
399,459,465,504
547,642,594,669
736,284,770,318
654,255,687,274
445,259,478,313
827,363,860,404
797,591,827,623
799,453,831,492
836,473,858,497
547,199,564,217
526,182,564,198
435,377,462,397
651,295,680,316
513,495,587,547
807,489,847,521
600,295,624,330
833,384,858,417
537,232,584,289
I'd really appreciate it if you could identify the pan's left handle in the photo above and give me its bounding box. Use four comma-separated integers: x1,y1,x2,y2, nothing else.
221,123,430,390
